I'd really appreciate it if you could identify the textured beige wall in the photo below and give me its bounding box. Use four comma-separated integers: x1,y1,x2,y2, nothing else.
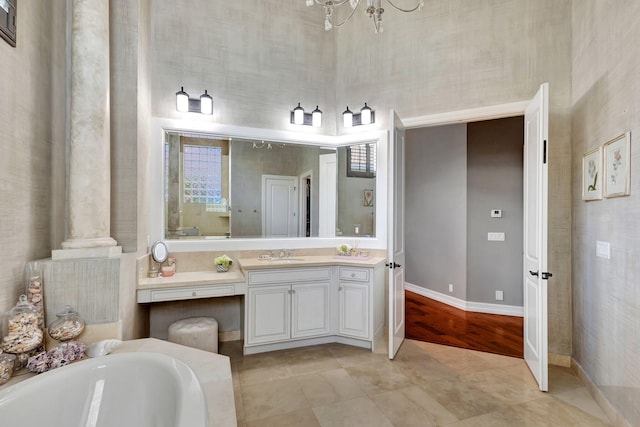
571,1,640,424
335,0,573,355
149,1,336,133
0,2,67,315
110,0,152,339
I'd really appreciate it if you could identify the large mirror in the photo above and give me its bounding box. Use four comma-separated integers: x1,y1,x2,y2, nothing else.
163,131,377,240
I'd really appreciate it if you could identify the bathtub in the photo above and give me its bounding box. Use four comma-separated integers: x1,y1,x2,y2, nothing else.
0,352,208,427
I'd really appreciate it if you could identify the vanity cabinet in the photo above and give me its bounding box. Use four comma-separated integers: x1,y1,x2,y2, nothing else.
242,259,386,355
338,270,370,340
245,267,331,347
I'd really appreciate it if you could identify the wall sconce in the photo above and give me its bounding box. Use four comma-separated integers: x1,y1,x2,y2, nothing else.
343,103,375,127
176,87,213,115
291,103,322,127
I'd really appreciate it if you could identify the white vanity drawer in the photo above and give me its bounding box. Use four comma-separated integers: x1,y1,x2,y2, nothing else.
339,267,370,282
248,267,331,285
148,285,236,302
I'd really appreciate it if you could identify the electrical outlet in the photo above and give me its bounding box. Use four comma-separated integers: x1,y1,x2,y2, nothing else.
596,241,610,259
495,290,504,301
448,284,453,293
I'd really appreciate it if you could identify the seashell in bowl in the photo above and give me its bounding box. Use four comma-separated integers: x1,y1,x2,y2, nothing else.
86,339,122,358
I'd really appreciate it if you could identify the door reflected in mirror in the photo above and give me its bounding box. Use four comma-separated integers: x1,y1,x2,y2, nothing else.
163,132,376,240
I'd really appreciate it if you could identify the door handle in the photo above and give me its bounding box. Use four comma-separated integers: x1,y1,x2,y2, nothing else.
529,270,539,277
386,262,402,269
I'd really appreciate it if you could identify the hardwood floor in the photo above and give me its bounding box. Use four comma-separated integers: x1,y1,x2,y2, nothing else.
405,290,524,358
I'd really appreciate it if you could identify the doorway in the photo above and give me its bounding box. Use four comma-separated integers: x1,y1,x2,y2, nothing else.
403,116,525,357
261,175,298,237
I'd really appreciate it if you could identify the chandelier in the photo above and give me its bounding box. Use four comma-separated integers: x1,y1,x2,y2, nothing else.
306,0,424,33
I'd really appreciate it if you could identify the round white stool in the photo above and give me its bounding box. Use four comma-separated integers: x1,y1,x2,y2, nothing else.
168,317,218,353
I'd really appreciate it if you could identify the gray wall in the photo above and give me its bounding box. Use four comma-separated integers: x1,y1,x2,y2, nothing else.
571,1,640,424
405,125,468,300
406,118,524,307
467,117,524,306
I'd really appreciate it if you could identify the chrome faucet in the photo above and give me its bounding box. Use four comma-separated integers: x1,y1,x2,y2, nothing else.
286,249,294,259
279,249,285,259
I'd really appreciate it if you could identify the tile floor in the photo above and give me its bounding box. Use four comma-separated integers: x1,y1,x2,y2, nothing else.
219,339,611,426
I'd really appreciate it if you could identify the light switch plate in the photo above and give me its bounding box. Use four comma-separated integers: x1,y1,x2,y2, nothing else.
488,232,505,241
495,290,504,301
596,241,610,259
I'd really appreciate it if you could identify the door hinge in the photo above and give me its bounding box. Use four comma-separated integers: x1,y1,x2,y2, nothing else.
543,140,547,164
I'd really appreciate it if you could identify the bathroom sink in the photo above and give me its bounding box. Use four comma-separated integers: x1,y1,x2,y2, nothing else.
263,258,307,264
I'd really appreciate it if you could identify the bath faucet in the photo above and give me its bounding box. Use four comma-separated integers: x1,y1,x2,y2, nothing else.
286,249,294,259
279,249,285,259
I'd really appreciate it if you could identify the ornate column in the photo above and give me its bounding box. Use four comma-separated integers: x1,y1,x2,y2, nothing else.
55,0,120,259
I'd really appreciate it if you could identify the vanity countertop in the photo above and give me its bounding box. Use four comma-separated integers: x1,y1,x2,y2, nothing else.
138,270,245,290
238,255,387,270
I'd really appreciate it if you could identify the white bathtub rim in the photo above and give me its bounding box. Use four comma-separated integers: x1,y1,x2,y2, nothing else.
0,352,208,427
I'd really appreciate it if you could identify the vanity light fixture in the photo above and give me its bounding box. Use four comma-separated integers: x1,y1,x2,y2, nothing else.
291,103,323,127
175,87,213,115
343,103,375,127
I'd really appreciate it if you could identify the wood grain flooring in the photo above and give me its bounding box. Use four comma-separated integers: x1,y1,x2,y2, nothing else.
405,290,524,358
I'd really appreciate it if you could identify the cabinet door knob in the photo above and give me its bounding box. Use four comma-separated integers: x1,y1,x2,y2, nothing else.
192,291,197,297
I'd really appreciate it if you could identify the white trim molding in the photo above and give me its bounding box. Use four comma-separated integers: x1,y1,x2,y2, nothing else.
402,100,529,129
405,282,524,317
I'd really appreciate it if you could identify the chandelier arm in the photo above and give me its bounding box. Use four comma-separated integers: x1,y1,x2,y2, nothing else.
331,0,361,28
384,0,423,13
314,0,351,6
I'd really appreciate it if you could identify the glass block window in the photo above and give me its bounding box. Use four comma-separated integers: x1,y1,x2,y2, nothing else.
182,145,222,204
347,143,376,178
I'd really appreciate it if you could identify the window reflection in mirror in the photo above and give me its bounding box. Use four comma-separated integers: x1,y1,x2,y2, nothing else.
163,131,376,239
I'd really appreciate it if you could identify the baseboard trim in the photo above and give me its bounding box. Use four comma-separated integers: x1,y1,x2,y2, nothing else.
571,358,630,427
219,330,241,342
405,283,524,317
548,352,571,367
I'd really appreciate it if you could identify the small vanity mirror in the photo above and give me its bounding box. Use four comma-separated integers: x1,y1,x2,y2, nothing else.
151,241,168,264
162,131,377,240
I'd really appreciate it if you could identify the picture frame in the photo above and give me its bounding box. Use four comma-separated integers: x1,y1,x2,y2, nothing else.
603,132,631,198
582,147,602,201
363,189,374,206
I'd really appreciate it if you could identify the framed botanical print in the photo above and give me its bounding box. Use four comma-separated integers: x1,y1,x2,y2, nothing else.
603,132,631,198
0,0,16,47
582,147,602,201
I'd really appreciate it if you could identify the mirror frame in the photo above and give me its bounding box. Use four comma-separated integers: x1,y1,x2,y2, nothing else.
149,117,388,252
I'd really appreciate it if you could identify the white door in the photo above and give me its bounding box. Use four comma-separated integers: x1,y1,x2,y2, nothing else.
262,175,298,237
523,83,550,391
318,153,337,237
388,110,406,359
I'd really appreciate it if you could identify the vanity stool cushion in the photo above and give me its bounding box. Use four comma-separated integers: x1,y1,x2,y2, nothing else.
168,317,218,354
